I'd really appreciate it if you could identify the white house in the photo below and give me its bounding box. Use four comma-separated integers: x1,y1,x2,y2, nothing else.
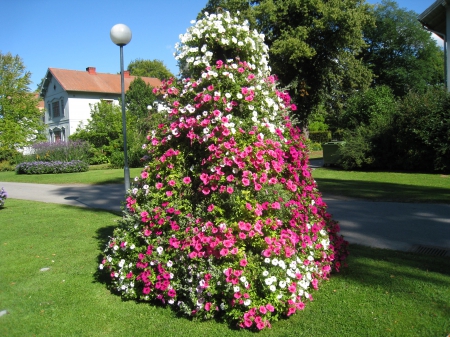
39,67,162,142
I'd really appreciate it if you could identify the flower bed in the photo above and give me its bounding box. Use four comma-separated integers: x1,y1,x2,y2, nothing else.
101,11,348,330
15,160,89,174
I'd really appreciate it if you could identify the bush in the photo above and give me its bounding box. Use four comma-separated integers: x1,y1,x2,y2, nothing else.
337,118,398,170
15,160,89,174
340,85,396,130
0,161,15,172
308,131,331,144
0,187,7,208
109,151,125,169
394,86,450,172
337,126,375,170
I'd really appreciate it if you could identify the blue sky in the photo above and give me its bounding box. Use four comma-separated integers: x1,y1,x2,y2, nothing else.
0,0,436,91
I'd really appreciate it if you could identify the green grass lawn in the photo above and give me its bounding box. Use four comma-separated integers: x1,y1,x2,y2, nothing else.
0,167,143,185
1,199,449,336
311,168,450,204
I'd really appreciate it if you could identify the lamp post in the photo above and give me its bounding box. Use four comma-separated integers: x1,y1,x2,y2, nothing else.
110,23,132,192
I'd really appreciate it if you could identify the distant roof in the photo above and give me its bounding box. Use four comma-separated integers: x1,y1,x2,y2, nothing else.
40,67,162,98
418,0,450,36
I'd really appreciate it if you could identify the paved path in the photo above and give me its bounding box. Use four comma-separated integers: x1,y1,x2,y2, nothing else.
1,181,450,253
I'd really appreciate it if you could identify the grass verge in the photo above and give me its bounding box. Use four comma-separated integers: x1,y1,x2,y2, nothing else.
0,167,143,185
311,168,450,203
1,199,449,336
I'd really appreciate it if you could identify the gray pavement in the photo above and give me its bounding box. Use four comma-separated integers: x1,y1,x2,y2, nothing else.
1,180,450,253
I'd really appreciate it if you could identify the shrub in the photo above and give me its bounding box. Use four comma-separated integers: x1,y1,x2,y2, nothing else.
15,160,89,174
100,12,347,331
109,151,125,169
308,131,331,144
340,85,396,130
394,86,450,172
0,187,7,208
0,161,15,172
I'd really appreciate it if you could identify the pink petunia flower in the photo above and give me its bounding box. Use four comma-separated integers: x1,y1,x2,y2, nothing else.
265,303,275,312
141,172,149,179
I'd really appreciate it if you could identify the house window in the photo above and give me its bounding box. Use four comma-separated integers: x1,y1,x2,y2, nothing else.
60,99,65,116
54,130,61,142
52,101,60,118
47,103,52,119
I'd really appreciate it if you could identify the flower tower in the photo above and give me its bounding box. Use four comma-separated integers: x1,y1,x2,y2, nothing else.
101,11,348,330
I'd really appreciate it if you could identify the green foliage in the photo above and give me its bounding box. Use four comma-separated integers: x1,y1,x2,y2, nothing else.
394,86,450,172
361,0,444,96
199,0,375,125
338,86,450,172
125,77,161,167
0,161,15,172
0,52,46,160
127,59,174,79
336,86,397,170
307,106,329,132
70,78,160,168
340,85,396,130
308,131,331,144
69,101,124,165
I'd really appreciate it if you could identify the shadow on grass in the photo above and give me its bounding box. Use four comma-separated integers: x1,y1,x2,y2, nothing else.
315,177,450,203
93,224,117,286
338,244,450,317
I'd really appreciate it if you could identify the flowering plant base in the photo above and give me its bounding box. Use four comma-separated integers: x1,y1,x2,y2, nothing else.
101,12,348,330
0,187,7,208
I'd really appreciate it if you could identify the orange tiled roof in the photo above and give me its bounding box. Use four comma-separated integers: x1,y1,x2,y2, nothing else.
48,67,162,94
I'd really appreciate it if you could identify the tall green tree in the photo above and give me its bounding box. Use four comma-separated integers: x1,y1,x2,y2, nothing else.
125,77,158,135
361,0,444,97
0,52,45,161
198,0,374,125
127,59,174,79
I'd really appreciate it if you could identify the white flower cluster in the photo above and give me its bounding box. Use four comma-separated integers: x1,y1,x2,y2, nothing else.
262,255,319,301
175,11,271,77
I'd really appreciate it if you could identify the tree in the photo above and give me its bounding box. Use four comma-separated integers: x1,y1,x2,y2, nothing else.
125,77,158,135
127,59,174,79
0,52,45,161
360,0,444,97
125,77,160,166
197,0,375,125
69,101,124,165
